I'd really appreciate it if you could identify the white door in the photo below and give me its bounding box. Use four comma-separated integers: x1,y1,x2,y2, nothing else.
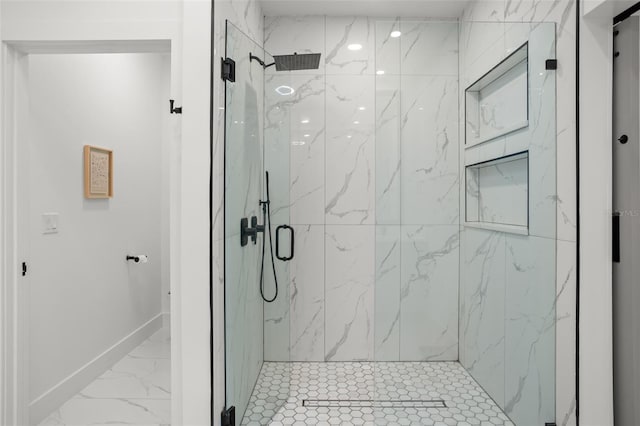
612,15,640,426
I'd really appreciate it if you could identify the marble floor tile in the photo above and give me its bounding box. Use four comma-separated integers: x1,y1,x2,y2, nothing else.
129,329,171,359
79,357,171,399
38,398,171,426
242,362,513,425
38,327,171,426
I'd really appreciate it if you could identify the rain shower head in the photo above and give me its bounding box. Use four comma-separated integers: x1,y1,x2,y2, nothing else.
272,53,321,71
250,52,322,72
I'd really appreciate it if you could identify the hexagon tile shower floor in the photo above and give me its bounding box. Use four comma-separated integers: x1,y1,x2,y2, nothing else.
241,362,513,425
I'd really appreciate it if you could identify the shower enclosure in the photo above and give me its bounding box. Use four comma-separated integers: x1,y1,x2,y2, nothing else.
223,17,558,426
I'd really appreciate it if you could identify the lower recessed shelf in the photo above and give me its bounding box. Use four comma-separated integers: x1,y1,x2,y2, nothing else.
465,151,529,235
463,221,529,236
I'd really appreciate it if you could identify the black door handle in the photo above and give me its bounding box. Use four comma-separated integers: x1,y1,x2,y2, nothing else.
276,225,294,261
613,213,621,263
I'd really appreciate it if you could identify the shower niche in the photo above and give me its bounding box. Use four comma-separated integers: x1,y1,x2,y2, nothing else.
465,43,528,148
465,151,529,235
463,41,535,236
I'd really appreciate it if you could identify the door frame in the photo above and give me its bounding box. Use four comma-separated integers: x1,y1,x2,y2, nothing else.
0,40,181,426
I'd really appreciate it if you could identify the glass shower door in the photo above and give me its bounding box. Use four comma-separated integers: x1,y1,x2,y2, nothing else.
224,21,291,425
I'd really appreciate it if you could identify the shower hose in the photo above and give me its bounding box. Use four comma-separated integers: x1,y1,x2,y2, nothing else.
260,171,278,303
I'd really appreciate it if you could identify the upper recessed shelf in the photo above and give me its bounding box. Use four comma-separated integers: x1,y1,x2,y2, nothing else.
465,43,528,149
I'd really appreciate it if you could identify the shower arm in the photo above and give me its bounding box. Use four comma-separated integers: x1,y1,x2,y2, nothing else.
249,53,275,69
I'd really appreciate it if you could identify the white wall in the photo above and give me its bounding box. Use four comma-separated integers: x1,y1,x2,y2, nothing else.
580,4,614,425
26,51,169,414
1,2,215,425
584,0,637,17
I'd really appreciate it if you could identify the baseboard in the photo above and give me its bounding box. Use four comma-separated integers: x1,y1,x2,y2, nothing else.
29,313,163,425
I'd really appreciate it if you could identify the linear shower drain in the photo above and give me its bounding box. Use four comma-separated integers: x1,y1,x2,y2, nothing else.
302,399,447,409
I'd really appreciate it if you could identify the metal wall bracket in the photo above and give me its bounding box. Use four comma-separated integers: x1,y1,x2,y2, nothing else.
222,57,236,82
169,99,182,114
221,406,235,426
545,59,558,70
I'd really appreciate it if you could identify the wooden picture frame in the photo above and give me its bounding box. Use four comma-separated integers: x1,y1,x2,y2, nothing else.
83,145,113,198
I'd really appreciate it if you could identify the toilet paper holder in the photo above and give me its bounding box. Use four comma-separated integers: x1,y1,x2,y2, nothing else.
126,255,148,263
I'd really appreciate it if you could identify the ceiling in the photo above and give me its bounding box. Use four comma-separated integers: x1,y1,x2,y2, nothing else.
259,0,470,18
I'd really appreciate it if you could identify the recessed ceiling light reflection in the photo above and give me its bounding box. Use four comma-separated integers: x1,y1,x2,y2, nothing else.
291,141,306,146
358,106,366,111
376,70,385,75
348,43,363,51
353,121,360,125
275,85,295,96
390,30,402,38
301,119,310,124
304,134,311,138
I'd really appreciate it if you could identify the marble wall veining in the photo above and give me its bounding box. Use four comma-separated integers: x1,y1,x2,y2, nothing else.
459,20,558,426
459,1,577,426
263,16,461,363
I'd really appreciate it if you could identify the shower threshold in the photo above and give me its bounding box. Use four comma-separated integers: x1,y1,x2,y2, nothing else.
240,361,513,425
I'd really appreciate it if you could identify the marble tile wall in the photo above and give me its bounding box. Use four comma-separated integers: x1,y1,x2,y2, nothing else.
459,21,558,425
263,16,461,363
459,1,577,426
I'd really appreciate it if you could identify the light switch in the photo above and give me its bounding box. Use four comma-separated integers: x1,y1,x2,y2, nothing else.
42,213,59,234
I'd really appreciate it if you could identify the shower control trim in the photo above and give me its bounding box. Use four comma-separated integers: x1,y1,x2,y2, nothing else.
240,216,264,247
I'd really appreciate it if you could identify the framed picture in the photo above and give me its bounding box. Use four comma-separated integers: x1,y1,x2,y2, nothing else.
84,145,113,198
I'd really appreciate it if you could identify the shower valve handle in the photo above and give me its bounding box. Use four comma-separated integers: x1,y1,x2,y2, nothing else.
240,216,264,247
251,215,265,234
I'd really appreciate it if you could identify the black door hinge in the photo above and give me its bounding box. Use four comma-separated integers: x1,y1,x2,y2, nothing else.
545,59,558,70
169,99,182,114
545,423,557,426
222,57,236,82
221,406,235,426
22,262,27,276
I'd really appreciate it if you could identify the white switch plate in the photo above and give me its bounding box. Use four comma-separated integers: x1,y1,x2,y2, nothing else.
42,213,59,234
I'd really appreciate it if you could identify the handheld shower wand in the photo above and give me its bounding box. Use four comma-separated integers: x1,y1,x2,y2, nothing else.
259,171,279,303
